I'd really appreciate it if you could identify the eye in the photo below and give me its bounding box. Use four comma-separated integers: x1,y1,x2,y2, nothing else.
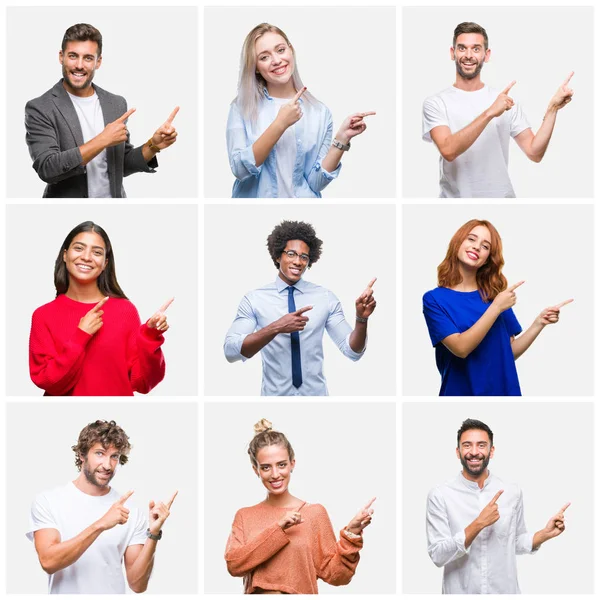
259,55,269,61
278,47,285,53
93,250,103,256
278,462,287,468
261,465,270,471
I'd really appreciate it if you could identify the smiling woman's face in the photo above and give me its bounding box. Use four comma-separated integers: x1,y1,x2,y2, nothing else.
253,444,295,496
63,231,107,285
457,225,491,270
255,31,295,87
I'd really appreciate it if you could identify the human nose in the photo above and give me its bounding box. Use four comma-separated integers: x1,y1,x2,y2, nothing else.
271,53,282,66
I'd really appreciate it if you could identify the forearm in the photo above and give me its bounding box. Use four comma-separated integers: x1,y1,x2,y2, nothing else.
79,134,108,166
252,120,287,167
240,323,280,359
444,304,501,359
141,140,159,164
532,529,551,550
37,521,104,574
511,321,545,360
321,143,345,173
437,111,494,162
464,519,484,549
348,320,367,353
528,106,559,162
127,540,157,593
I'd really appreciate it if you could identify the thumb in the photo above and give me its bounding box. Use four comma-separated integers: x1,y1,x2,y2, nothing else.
149,500,155,510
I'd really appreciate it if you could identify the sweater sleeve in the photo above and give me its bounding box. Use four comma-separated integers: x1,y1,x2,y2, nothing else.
224,511,290,577
128,318,166,394
29,309,92,395
313,505,362,586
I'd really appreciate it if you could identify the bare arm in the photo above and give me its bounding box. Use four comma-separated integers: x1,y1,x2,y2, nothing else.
33,525,104,575
348,278,377,353
124,542,157,594
514,72,574,163
430,82,516,162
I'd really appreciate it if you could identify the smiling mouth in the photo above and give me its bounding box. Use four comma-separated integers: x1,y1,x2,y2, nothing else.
466,251,479,260
75,264,93,271
271,65,288,75
270,480,284,489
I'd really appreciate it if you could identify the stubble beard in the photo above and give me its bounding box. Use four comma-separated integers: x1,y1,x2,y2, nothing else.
455,59,485,81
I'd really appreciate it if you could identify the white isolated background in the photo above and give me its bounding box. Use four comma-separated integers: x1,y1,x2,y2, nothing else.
6,6,198,198
402,204,593,396
6,401,198,594
204,204,396,396
402,402,593,594
5,204,198,396
203,6,396,198
402,6,594,198
204,401,396,594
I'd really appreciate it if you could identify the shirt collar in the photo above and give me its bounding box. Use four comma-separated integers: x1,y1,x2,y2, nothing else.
275,274,308,294
458,469,494,491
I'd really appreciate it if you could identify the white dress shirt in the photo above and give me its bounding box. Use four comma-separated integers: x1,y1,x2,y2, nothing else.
224,275,364,396
426,471,536,594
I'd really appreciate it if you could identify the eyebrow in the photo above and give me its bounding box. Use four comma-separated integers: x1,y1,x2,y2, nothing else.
72,242,105,250
457,43,483,49
467,234,491,245
257,44,286,56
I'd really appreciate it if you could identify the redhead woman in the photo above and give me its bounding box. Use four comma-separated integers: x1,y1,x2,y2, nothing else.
422,219,572,396
225,419,375,594
29,221,173,396
226,23,375,198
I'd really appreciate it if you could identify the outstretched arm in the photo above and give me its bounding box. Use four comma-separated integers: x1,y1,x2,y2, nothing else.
514,72,574,162
511,299,573,360
532,502,571,550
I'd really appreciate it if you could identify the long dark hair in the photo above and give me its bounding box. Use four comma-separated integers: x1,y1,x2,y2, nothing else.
54,221,127,299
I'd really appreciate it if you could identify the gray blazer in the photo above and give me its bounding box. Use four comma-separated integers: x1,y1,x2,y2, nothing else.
24,80,158,198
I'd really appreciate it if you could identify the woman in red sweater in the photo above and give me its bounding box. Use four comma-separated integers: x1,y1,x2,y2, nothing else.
225,419,375,594
29,221,172,396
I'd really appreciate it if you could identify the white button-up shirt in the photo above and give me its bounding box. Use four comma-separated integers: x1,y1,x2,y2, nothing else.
224,275,364,396
426,471,536,594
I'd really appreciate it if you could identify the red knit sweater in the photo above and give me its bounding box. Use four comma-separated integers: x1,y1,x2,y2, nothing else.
29,295,165,396
225,502,363,594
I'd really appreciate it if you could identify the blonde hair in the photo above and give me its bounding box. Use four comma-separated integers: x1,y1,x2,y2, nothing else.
235,23,316,122
248,419,295,467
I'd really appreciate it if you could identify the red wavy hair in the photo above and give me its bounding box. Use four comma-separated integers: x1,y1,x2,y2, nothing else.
438,219,507,301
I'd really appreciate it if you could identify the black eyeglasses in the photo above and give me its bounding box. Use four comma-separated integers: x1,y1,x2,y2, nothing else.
282,250,310,263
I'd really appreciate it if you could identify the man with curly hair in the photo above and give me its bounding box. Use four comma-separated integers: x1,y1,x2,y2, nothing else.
27,420,177,593
224,220,376,395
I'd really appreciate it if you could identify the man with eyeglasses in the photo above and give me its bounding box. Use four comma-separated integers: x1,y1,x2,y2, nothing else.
224,220,376,395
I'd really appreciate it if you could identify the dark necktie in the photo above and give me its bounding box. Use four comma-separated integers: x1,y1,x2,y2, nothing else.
287,286,302,388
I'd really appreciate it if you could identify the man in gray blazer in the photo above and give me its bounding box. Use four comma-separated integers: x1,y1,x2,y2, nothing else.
25,23,179,198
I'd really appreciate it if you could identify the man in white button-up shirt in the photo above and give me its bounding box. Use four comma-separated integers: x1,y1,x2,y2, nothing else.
426,418,570,594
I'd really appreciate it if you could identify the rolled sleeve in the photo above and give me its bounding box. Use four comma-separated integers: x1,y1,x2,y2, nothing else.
224,295,258,363
515,490,538,555
306,107,340,194
226,102,262,182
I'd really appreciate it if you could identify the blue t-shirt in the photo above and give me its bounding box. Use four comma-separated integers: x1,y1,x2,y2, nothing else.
422,287,522,396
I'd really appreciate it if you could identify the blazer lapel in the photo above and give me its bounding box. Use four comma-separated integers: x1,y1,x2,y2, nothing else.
51,80,85,146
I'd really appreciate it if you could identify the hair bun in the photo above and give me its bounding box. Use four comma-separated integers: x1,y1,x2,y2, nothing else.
253,418,273,435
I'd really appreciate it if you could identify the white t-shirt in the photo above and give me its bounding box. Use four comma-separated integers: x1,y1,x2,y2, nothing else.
27,482,148,594
68,91,112,198
271,96,298,198
422,85,530,198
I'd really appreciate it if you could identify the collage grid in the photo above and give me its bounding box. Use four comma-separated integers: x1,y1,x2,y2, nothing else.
0,0,598,598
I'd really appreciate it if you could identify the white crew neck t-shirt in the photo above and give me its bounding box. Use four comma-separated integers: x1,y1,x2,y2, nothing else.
27,482,148,594
422,85,530,198
270,96,298,198
67,91,112,198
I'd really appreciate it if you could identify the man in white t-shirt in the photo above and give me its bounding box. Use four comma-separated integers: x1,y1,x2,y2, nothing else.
25,23,180,198
27,419,178,594
422,22,574,198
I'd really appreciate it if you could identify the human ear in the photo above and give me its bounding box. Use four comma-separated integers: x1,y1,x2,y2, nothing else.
252,465,259,478
450,47,456,62
484,48,491,63
489,445,495,459
59,50,64,65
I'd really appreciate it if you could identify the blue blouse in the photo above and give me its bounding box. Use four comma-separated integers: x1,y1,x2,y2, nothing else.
226,89,341,198
422,287,522,396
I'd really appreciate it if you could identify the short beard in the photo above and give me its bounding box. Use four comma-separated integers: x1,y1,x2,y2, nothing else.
83,463,113,487
460,453,490,477
62,64,95,90
455,59,484,80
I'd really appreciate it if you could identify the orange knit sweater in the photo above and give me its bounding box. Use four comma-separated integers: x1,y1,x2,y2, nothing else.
225,502,363,594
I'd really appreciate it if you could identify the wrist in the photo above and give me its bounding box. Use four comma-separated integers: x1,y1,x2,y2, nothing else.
355,315,368,323
546,104,559,115
335,131,350,145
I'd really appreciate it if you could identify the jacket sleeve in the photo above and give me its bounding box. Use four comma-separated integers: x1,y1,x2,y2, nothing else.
25,101,86,184
29,310,92,395
117,97,158,177
224,511,290,576
313,505,362,586
305,107,341,194
226,102,263,182
126,306,166,394
426,488,470,567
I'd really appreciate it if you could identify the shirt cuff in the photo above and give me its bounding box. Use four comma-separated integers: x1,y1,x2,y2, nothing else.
240,145,262,178
71,327,93,348
316,160,341,181
344,332,366,361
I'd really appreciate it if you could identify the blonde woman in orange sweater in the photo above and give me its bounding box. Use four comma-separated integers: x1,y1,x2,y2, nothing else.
225,419,375,594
